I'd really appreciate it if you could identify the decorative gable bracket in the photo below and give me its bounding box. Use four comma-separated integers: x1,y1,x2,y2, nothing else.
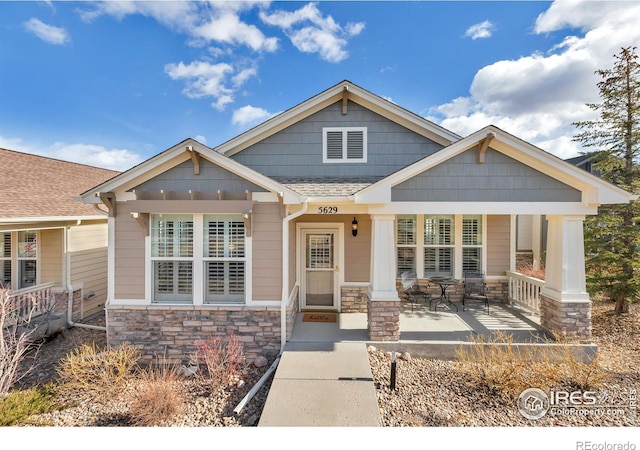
478,132,496,164
97,192,116,217
186,145,200,175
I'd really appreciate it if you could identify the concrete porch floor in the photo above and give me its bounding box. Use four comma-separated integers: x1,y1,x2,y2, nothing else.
290,301,554,359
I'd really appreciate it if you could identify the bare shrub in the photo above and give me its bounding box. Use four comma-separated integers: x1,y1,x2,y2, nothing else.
129,358,184,426
0,288,42,395
518,262,545,280
194,334,245,391
57,342,140,401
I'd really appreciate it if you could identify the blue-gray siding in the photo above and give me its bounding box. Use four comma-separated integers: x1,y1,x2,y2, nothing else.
232,100,444,178
391,147,582,202
133,159,266,198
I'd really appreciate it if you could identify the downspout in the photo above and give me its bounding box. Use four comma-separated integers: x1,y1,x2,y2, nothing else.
65,220,106,332
280,198,308,353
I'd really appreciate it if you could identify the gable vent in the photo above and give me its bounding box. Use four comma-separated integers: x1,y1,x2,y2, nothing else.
323,127,367,163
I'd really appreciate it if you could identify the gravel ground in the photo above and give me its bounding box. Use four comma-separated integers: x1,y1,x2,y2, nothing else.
11,300,639,427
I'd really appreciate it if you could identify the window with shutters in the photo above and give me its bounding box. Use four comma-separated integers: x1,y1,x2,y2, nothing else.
396,215,416,276
462,215,482,273
151,214,194,303
322,127,367,163
1,233,11,288
17,231,37,288
423,216,454,277
204,215,245,303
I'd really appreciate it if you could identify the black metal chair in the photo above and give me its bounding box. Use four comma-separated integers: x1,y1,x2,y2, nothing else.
400,271,424,312
462,271,489,314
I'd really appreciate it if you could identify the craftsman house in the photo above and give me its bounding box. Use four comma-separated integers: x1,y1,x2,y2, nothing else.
78,81,635,362
1,148,118,329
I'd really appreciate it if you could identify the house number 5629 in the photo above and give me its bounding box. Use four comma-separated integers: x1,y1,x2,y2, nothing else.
318,206,338,214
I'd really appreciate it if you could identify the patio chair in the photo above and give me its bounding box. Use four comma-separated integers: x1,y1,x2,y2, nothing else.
462,271,489,314
400,271,424,311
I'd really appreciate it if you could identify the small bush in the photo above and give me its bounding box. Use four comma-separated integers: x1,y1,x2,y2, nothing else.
129,360,183,426
194,334,245,390
57,342,140,401
0,384,57,426
517,262,545,280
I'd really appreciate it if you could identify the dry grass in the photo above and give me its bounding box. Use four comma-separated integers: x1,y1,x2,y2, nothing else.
56,342,140,402
129,359,184,426
517,262,545,280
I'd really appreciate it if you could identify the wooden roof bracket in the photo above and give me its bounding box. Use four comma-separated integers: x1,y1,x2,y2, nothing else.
342,85,349,115
478,132,496,164
97,192,116,217
131,212,149,236
243,211,252,237
186,145,200,175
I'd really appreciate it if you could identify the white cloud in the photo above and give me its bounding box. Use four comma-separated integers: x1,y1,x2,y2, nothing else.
428,0,640,159
464,20,495,40
260,3,364,63
164,60,235,110
0,133,143,171
23,18,70,45
194,135,207,145
232,105,278,127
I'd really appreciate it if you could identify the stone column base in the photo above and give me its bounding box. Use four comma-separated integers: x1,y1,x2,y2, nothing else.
540,295,592,342
367,298,400,341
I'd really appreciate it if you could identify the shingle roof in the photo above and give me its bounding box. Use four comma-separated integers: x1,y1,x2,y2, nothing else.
274,176,384,197
0,148,120,219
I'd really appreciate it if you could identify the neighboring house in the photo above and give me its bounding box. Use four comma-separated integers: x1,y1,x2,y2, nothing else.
0,148,118,328
78,80,636,362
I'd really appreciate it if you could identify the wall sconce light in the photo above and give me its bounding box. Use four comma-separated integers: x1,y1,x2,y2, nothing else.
352,217,359,237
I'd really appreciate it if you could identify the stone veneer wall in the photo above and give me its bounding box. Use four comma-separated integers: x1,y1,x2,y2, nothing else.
52,287,83,322
107,305,282,364
540,296,592,342
367,299,400,341
341,286,368,313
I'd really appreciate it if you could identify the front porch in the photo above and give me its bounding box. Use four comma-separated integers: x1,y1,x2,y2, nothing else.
290,300,597,360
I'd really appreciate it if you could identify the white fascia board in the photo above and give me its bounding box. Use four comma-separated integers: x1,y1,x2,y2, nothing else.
368,202,599,216
219,81,460,157
0,215,107,223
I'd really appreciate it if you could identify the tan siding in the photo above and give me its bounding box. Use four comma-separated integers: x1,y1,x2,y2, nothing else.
40,229,63,287
487,215,510,277
252,203,282,301
68,223,108,252
114,202,146,299
71,247,108,317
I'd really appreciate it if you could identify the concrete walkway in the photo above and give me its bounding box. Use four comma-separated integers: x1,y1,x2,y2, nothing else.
257,341,381,427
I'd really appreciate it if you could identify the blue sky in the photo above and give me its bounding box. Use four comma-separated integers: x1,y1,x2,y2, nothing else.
1,1,640,171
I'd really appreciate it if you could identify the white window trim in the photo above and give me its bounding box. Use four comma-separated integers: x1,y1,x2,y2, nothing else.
322,127,367,163
145,213,252,306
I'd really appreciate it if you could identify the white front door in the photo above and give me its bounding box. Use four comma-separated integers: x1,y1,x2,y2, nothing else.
301,228,340,310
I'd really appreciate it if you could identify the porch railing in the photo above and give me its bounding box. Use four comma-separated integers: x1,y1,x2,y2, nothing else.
506,271,544,314
7,282,56,320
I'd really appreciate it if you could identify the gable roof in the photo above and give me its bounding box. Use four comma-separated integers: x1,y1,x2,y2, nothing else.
214,80,461,158
355,125,637,206
0,148,119,220
78,138,303,205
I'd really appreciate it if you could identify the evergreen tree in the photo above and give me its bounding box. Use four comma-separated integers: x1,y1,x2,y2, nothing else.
573,46,640,314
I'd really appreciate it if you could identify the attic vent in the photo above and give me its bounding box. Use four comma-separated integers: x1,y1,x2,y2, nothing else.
323,127,367,163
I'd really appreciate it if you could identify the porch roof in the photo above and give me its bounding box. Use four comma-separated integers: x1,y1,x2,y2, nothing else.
275,176,383,197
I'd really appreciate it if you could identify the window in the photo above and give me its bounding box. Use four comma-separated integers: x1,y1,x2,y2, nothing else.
396,215,416,276
18,231,37,288
323,127,367,163
150,214,247,304
423,216,454,277
1,233,10,288
151,215,194,303
204,215,245,303
462,215,482,273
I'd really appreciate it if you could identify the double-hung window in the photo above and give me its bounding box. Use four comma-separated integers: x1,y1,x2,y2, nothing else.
323,127,367,163
423,216,454,277
462,215,482,273
151,214,194,303
150,214,247,304
18,231,37,288
204,215,245,304
1,232,11,288
396,215,416,276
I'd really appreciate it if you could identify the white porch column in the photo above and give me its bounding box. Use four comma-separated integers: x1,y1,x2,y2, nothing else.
540,215,592,341
367,214,400,341
368,214,399,301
